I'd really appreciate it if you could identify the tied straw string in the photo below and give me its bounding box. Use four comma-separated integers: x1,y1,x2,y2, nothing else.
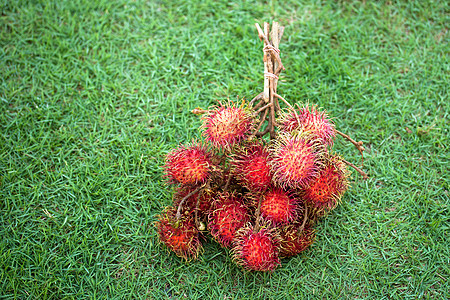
264,72,279,80
264,44,280,54
263,44,281,81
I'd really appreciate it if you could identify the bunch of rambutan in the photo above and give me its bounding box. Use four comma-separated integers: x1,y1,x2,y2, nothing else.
155,101,353,272
155,21,366,272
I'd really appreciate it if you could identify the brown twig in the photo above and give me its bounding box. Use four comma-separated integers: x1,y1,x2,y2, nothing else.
252,99,265,111
343,159,369,180
254,194,263,233
255,103,273,115
274,97,281,113
255,23,270,45
223,173,232,191
176,184,205,220
273,93,293,110
249,92,264,107
255,127,270,137
249,109,269,140
272,21,280,76
194,192,201,229
270,21,285,76
253,22,285,139
297,204,308,236
336,130,365,164
219,163,232,189
269,96,276,139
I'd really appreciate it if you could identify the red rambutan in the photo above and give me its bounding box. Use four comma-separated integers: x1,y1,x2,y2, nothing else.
231,142,272,191
155,207,202,261
302,154,349,214
232,223,280,272
270,132,324,189
279,104,335,146
277,224,315,258
164,141,213,185
259,188,299,225
201,103,254,151
208,192,250,248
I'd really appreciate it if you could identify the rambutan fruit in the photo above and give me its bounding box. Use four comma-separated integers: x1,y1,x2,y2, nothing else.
277,224,315,258
155,207,202,261
209,192,250,248
231,142,272,191
201,103,254,151
302,154,350,214
269,132,324,189
259,188,299,225
232,223,280,272
173,186,214,217
164,141,213,186
279,104,335,146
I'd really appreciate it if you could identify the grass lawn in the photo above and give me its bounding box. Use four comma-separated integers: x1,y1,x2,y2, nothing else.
1,0,448,298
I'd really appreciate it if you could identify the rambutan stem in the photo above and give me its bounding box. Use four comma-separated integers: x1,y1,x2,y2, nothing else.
273,93,293,110
249,109,269,140
255,103,273,115
298,204,308,236
176,184,205,220
250,92,264,107
254,22,285,139
269,99,276,139
223,171,233,191
253,99,266,112
342,159,369,180
271,22,284,84
194,192,201,229
255,23,271,50
274,98,281,113
336,130,365,165
255,127,270,137
254,194,263,233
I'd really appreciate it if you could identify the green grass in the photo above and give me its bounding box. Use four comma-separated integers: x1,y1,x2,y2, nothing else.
1,0,448,298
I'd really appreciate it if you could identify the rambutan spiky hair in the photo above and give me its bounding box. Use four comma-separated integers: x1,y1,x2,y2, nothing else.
259,187,300,225
301,153,350,215
208,192,250,248
269,132,325,189
230,142,273,191
278,103,335,146
232,223,281,272
201,102,254,151
155,207,202,261
277,224,315,258
164,141,213,186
